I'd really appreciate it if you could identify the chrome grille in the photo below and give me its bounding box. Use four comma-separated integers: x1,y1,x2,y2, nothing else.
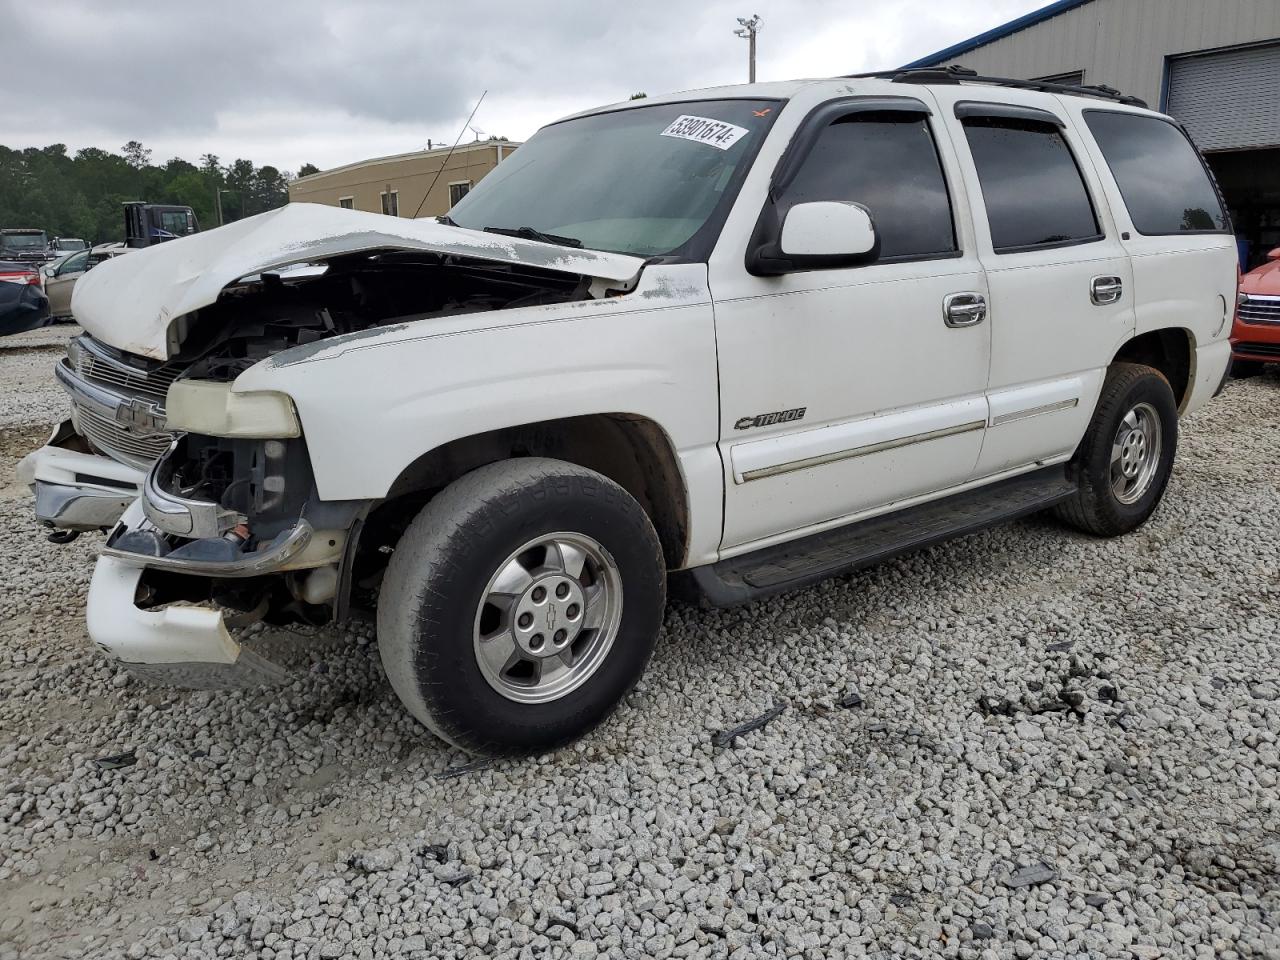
65,335,181,470
1239,295,1280,326
76,406,172,469
73,342,181,402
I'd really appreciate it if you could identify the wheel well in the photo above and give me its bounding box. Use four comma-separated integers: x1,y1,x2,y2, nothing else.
363,415,689,580
1114,329,1193,411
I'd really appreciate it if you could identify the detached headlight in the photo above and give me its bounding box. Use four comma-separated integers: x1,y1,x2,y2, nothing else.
165,380,301,439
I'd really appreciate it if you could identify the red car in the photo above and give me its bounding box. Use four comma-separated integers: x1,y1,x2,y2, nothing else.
1233,247,1280,375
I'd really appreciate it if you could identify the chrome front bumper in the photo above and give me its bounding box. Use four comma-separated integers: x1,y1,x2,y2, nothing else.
18,421,147,531
103,517,316,577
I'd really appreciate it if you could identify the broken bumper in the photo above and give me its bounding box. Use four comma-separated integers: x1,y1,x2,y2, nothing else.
87,552,287,688
17,421,146,531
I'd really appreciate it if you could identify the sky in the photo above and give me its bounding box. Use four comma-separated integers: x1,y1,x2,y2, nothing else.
4,0,1053,175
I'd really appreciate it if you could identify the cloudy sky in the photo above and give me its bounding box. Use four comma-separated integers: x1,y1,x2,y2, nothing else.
7,0,1050,174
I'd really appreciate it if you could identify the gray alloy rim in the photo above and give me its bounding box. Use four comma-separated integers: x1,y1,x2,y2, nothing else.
1111,401,1163,505
472,532,624,704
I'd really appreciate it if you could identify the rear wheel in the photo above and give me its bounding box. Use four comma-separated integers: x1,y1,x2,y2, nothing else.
377,458,666,756
1054,362,1178,537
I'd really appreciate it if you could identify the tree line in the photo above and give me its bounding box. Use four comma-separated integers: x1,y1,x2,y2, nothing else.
0,140,321,244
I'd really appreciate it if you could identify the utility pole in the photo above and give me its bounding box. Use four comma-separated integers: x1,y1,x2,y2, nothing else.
216,188,238,226
734,15,762,83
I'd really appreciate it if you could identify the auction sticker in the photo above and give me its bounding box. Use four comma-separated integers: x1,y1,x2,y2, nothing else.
660,115,750,151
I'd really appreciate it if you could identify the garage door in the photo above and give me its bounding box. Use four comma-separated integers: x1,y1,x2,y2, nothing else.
1167,42,1280,152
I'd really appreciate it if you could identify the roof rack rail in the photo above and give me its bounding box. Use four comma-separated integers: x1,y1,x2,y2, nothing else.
844,64,1148,109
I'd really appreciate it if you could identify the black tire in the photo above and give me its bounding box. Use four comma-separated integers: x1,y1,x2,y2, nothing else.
377,457,666,756
1054,362,1178,538
1231,359,1266,379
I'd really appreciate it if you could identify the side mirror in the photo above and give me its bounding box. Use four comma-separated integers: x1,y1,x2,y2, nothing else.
41,267,54,278
748,201,880,276
1268,247,1280,262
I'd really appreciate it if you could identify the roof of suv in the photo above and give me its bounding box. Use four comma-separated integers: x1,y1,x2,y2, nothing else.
563,66,1152,125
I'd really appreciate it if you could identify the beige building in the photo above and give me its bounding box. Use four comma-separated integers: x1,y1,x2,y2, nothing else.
903,0,1280,268
288,140,520,219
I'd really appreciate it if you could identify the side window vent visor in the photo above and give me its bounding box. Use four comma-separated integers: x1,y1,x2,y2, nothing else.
954,101,1066,128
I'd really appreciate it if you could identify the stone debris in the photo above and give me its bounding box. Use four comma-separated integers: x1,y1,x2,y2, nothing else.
0,334,1277,958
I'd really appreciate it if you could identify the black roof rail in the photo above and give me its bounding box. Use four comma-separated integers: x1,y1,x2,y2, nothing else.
844,64,1148,109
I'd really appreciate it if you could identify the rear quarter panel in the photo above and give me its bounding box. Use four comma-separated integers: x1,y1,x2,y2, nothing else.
1059,98,1237,413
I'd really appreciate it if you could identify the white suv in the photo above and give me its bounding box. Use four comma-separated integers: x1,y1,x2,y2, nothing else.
23,69,1237,755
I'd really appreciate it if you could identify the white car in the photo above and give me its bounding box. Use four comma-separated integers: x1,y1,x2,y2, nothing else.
22,69,1236,755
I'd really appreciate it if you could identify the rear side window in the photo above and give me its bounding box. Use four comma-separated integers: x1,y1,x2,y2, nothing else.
1083,111,1228,235
962,117,1101,253
781,112,957,261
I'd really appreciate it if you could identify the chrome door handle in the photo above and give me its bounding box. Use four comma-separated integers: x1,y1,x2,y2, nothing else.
1091,276,1123,305
944,292,987,328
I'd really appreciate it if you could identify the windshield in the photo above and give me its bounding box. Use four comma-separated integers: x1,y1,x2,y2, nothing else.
449,99,780,259
56,239,87,251
1,233,47,251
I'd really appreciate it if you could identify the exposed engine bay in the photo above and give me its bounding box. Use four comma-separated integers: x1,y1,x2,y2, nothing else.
171,250,596,380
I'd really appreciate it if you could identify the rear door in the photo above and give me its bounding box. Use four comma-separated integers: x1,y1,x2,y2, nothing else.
931,88,1135,476
1070,106,1238,405
710,95,991,551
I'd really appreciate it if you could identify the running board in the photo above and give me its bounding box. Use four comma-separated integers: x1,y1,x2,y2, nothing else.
690,466,1076,607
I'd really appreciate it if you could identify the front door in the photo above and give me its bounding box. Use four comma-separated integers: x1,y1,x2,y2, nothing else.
45,250,90,317
710,97,992,552
931,88,1136,476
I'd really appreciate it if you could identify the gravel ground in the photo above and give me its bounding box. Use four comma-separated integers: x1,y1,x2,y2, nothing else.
0,332,1277,960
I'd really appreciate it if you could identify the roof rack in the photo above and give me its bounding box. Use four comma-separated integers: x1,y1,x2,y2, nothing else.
845,64,1148,109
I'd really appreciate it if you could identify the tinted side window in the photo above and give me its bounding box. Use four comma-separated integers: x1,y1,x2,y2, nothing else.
782,113,957,261
1083,112,1228,235
962,117,1101,252
60,251,90,274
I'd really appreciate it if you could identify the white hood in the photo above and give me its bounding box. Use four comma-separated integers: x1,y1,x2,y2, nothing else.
71,202,647,361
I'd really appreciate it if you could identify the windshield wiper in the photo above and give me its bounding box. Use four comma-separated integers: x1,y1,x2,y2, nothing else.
437,214,458,226
482,225,583,248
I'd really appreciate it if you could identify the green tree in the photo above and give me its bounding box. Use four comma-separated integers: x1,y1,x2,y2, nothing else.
122,140,151,169
297,162,320,178
0,142,293,240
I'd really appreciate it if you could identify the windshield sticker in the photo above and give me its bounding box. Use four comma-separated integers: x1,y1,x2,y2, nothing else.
660,115,750,151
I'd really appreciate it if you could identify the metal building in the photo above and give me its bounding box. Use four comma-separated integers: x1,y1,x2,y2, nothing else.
904,0,1280,268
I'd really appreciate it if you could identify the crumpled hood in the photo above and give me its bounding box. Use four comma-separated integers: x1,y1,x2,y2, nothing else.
71,202,647,361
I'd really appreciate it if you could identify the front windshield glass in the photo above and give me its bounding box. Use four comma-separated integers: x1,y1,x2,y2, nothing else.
449,99,780,259
1,233,47,251
57,239,87,251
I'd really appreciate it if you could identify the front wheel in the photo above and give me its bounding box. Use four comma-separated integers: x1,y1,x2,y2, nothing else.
1054,362,1178,537
377,458,666,756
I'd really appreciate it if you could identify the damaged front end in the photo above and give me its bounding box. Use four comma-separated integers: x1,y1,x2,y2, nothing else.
94,434,367,687
60,204,646,687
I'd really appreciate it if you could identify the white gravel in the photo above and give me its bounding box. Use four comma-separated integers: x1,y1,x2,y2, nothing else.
0,341,1277,960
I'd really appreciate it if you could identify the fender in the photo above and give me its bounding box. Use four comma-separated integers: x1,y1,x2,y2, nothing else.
233,263,728,565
